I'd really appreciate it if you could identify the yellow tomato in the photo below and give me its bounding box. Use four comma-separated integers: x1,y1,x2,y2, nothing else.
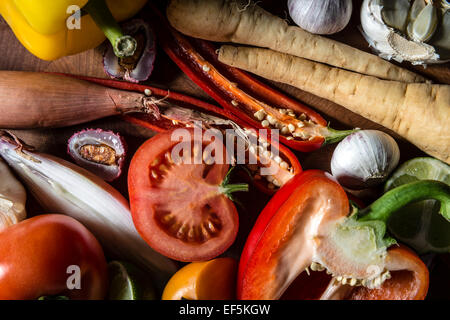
162,258,237,300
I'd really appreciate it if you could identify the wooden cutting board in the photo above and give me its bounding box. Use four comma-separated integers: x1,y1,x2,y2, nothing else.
0,0,449,298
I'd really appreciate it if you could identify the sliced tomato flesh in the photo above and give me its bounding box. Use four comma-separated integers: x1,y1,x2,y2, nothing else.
128,129,239,262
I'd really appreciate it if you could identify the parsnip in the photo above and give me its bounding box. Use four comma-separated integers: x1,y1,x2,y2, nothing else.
167,0,425,83
218,45,450,164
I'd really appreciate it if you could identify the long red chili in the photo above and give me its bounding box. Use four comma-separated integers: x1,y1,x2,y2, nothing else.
59,73,301,194
144,6,353,152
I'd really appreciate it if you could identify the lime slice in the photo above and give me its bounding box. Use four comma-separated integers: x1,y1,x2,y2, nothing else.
385,157,450,254
108,261,156,300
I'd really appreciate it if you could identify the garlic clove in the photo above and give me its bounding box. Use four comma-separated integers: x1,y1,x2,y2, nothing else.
388,32,439,62
407,0,427,39
430,10,450,58
410,0,427,21
410,3,439,42
361,0,449,64
381,0,411,32
361,0,399,59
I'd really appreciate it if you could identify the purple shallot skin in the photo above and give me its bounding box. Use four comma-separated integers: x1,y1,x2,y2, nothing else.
103,19,156,83
68,129,127,182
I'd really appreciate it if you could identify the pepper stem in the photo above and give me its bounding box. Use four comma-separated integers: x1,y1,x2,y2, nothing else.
83,0,137,58
358,180,450,223
323,127,360,145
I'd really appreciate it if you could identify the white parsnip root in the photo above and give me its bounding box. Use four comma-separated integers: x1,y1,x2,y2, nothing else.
167,0,425,83
218,45,450,164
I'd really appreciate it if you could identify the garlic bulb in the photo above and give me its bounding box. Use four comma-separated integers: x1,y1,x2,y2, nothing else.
361,0,450,65
331,130,400,190
0,158,26,230
288,0,353,35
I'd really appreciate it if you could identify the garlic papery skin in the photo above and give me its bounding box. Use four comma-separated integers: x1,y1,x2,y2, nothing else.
361,0,446,65
0,158,26,231
331,130,400,190
0,135,177,282
288,0,353,35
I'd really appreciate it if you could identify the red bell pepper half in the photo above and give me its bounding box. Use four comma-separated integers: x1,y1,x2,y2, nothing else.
238,170,450,300
145,6,355,152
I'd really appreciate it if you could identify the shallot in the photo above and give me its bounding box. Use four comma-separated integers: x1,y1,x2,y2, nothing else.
0,72,149,129
104,20,156,83
68,129,127,182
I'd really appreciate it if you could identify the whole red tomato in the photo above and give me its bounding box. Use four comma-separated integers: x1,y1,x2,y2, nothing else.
0,214,108,300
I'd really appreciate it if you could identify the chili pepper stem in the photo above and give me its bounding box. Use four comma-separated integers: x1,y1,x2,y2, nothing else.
324,127,360,145
83,0,137,58
358,180,450,223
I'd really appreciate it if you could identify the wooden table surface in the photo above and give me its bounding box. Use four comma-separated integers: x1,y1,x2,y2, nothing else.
0,0,449,299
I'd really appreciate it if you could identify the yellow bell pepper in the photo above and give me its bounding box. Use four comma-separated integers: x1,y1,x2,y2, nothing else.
0,0,148,61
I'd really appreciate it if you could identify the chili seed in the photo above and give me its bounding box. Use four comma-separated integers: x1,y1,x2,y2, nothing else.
288,124,296,132
254,109,266,121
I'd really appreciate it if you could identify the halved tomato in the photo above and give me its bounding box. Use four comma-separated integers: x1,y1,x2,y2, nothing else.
128,128,245,262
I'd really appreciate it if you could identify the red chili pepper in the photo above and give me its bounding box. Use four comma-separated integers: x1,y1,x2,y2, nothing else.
145,7,354,152
59,73,301,195
237,170,442,300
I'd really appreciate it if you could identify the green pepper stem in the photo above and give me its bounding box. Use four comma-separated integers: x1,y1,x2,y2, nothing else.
323,127,360,145
83,0,137,58
358,180,450,223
